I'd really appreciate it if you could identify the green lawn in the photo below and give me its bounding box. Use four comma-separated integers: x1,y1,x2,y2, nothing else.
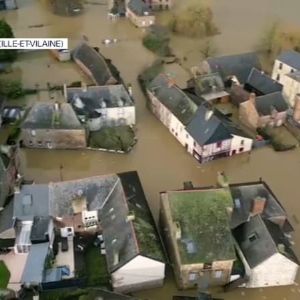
0,261,10,289
84,247,110,287
89,126,136,152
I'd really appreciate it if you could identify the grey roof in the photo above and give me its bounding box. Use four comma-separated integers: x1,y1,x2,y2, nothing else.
229,182,291,229
185,105,234,146
72,43,117,86
30,216,51,243
287,70,300,82
127,0,152,16
255,92,288,116
13,184,52,221
233,215,299,268
0,200,15,236
194,73,228,101
277,50,300,70
22,103,83,130
245,68,283,95
67,85,133,117
148,74,198,125
21,242,49,285
207,52,261,84
230,85,250,106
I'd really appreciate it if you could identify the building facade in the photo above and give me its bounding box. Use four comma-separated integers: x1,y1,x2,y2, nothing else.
126,0,155,27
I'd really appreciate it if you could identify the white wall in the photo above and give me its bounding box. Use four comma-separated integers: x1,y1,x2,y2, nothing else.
247,252,298,288
102,106,136,126
112,255,165,292
230,135,253,156
272,60,297,83
282,75,300,107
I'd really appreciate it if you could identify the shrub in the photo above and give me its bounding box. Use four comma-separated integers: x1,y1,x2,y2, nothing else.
0,19,17,62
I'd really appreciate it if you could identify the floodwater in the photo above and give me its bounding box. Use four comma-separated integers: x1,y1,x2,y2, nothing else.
1,0,300,299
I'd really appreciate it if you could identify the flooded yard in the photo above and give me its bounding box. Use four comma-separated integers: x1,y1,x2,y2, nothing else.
1,0,300,299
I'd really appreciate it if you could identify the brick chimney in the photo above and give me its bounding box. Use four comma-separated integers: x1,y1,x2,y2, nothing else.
251,196,266,216
293,94,300,123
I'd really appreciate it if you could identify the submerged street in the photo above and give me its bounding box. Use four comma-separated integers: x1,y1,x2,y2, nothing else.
1,0,300,299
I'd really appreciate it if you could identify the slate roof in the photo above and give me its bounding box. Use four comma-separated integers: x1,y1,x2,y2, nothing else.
207,52,261,84
230,85,250,106
162,188,236,265
277,50,300,70
128,0,152,16
21,242,50,285
30,216,51,243
72,43,118,86
22,103,83,130
229,181,293,230
245,68,283,95
186,105,232,145
0,200,15,237
255,92,289,116
233,215,299,268
148,74,198,125
194,73,228,101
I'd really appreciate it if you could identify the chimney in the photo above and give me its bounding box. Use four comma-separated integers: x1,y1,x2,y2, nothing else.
293,94,300,123
249,93,256,105
205,109,213,121
251,196,266,216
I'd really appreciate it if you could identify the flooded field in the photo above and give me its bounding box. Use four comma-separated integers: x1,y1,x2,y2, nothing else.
1,0,300,299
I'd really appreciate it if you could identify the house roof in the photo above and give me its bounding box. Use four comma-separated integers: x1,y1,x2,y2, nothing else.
163,188,236,265
277,50,300,70
148,74,198,125
255,92,288,116
72,43,117,86
207,52,261,84
229,182,292,229
30,216,51,243
67,85,133,117
229,85,250,106
127,0,152,16
194,73,228,101
186,105,232,145
0,200,15,237
233,215,299,268
21,242,49,285
245,68,283,95
22,102,83,130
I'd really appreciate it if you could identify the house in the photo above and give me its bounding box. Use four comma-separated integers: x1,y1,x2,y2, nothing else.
239,92,289,129
229,179,299,288
0,0,17,10
72,43,119,86
203,52,261,85
244,68,283,96
0,145,19,210
160,185,236,289
126,0,155,28
191,73,229,103
66,84,135,131
21,102,87,149
281,70,300,107
229,85,251,107
271,50,300,84
147,74,253,163
51,49,71,62
143,0,173,10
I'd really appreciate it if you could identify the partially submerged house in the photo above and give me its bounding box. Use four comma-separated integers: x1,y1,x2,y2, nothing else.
147,74,253,163
21,102,87,149
239,92,289,129
144,0,173,10
160,186,236,289
66,84,135,131
0,0,17,10
126,0,155,28
244,68,283,96
203,52,261,85
72,43,119,86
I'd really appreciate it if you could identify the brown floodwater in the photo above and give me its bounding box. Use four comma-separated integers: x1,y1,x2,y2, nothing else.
1,0,300,299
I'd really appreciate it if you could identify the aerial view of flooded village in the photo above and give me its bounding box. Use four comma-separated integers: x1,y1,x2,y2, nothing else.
1,0,300,299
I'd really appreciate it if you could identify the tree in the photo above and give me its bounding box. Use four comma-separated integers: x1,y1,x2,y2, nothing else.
258,21,281,56
0,19,17,62
200,39,217,59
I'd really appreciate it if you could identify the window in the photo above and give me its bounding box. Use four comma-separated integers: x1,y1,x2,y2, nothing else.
193,141,196,147
248,232,258,242
276,74,280,81
31,130,36,137
189,272,197,282
216,141,222,148
203,263,212,270
239,147,244,152
279,63,283,70
37,141,42,146
291,69,294,73
240,139,244,145
214,270,223,279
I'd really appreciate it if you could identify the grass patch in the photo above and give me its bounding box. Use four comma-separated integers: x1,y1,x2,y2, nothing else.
84,247,110,287
0,261,10,289
89,126,136,152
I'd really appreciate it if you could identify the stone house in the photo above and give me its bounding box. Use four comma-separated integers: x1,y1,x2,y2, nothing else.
66,84,135,131
239,92,288,129
147,74,253,163
126,0,155,28
160,185,236,289
21,102,87,149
